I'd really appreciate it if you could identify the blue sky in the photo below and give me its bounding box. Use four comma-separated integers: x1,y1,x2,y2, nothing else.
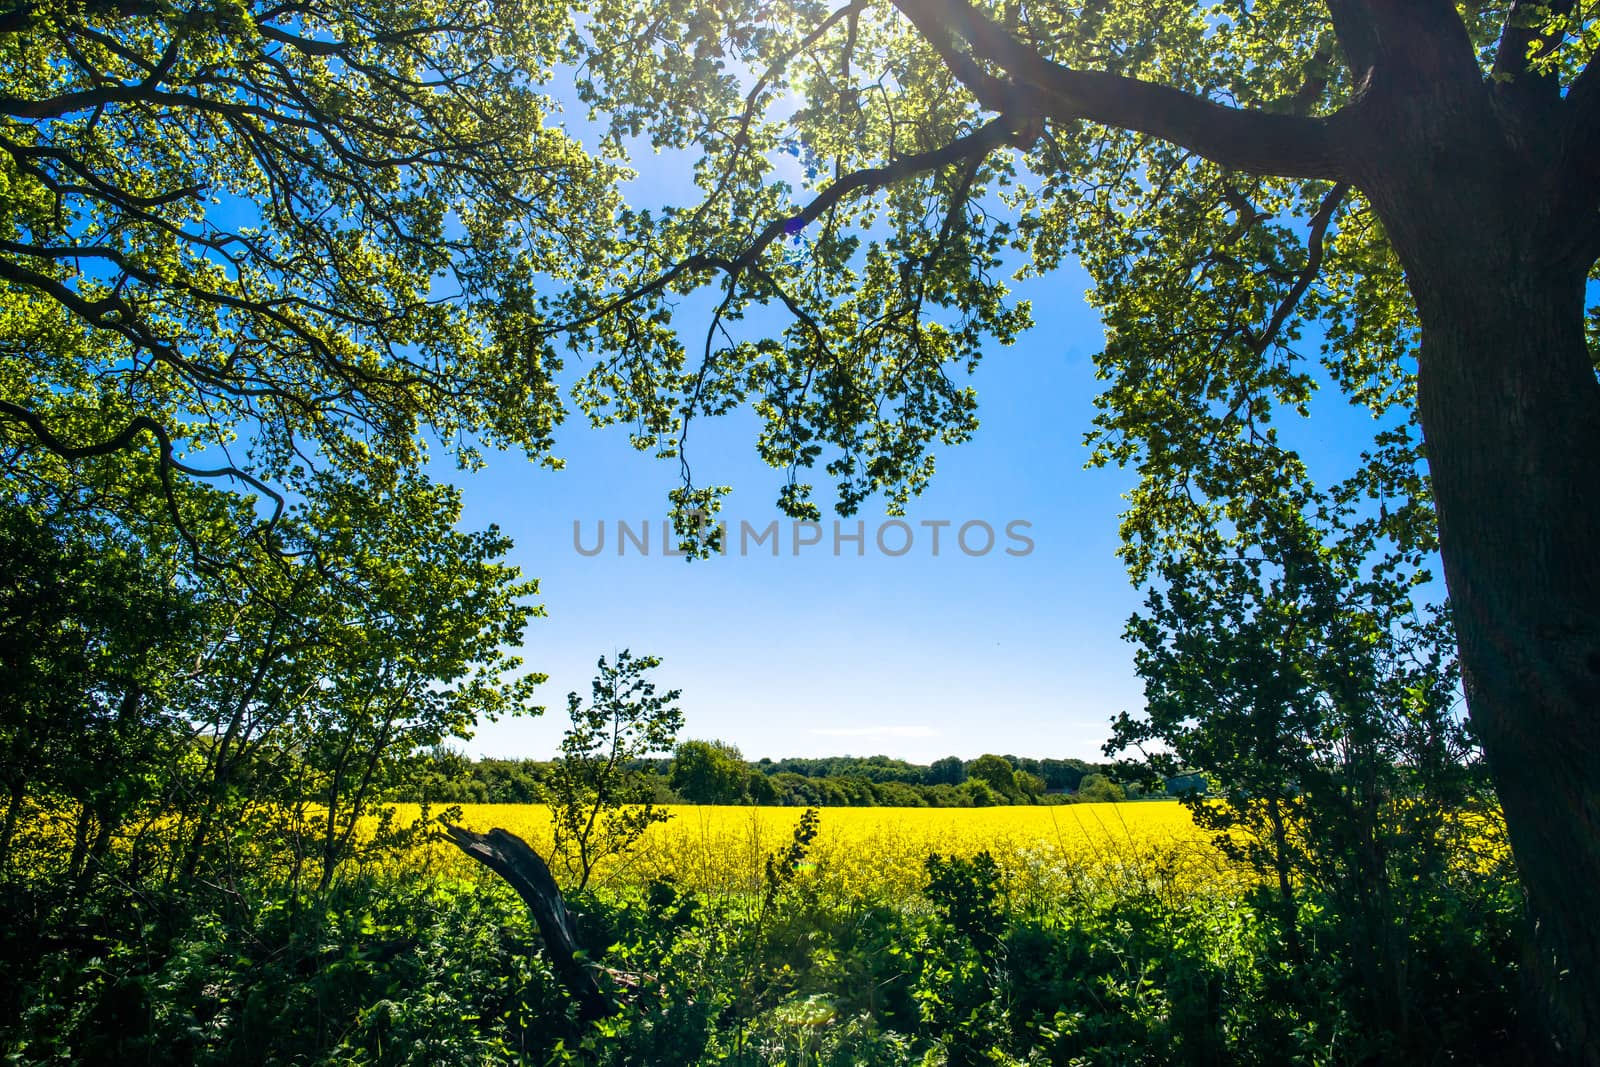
449,252,1149,764
442,93,1389,766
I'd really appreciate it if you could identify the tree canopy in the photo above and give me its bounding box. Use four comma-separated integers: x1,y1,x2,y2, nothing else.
531,3,1600,1057
0,0,619,557
5,0,1600,1059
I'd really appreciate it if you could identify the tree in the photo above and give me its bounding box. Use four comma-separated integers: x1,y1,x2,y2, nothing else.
747,771,781,805
966,754,1018,801
538,2,1599,1055
0,498,199,887
281,473,542,891
928,755,967,786
670,739,750,804
1011,769,1046,801
1072,774,1123,805
958,779,996,807
1038,759,1092,793
1111,488,1492,1054
546,651,682,891
0,0,620,557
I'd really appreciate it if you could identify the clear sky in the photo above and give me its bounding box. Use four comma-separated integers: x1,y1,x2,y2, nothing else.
447,253,1146,765
442,95,1382,767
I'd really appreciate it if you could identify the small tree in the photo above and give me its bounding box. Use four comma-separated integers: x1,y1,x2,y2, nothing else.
670,739,750,804
959,780,997,808
1074,774,1125,804
967,754,1019,802
547,652,682,891
1012,770,1048,802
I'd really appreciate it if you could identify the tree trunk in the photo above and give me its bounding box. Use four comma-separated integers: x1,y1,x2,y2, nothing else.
1389,225,1600,1064
0,776,24,873
75,802,116,900
1332,51,1600,1051
65,803,92,884
1265,795,1303,967
442,824,614,1023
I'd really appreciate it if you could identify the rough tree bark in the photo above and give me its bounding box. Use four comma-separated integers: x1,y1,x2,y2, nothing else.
1440,341,1599,1063
1341,22,1600,1059
1401,249,1600,1065
442,825,614,1023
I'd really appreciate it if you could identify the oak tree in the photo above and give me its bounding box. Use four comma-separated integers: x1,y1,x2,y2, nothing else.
0,0,620,555
544,1,1600,1057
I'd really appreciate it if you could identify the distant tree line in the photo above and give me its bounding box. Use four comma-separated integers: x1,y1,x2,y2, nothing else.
400,745,1143,807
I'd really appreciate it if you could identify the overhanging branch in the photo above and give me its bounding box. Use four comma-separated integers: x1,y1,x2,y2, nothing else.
1248,182,1349,358
1492,0,1573,98
0,399,285,563
891,0,1346,180
543,116,1015,337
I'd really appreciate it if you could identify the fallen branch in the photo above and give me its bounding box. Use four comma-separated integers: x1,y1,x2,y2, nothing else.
441,824,614,1022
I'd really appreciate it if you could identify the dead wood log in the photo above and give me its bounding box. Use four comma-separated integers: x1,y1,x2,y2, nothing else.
441,824,614,1021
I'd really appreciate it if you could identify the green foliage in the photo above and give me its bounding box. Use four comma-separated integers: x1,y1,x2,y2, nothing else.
0,464,541,899
0,501,200,885
0,812,1523,1066
493,0,1564,558
671,739,750,805
1110,488,1491,1053
0,875,576,1066
406,750,1110,808
1011,771,1045,800
959,780,997,808
912,852,1007,1066
280,473,543,891
1074,773,1125,804
406,752,550,805
928,756,967,787
966,754,1019,801
762,807,821,912
925,853,1006,962
548,651,683,891
0,0,623,551
1,0,557,937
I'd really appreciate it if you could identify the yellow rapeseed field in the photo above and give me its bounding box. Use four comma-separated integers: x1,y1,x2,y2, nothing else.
399,801,1234,902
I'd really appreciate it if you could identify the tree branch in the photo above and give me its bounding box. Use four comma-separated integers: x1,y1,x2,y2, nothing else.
0,399,285,562
1491,0,1576,113
891,0,1346,180
744,116,1014,269
541,117,1015,337
1249,182,1349,358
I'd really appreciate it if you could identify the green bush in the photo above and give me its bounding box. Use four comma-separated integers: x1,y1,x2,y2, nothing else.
1,813,1521,1066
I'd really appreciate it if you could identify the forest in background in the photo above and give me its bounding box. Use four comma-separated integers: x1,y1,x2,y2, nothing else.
407,748,1139,807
